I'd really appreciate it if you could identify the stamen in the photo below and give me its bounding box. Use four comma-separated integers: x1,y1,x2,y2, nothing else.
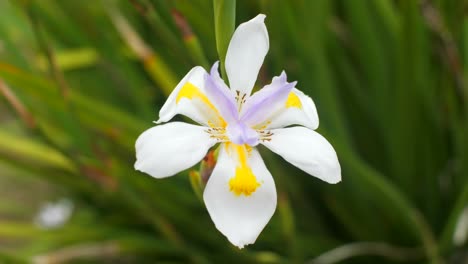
235,90,247,112
257,130,273,142
205,127,229,142
254,120,272,130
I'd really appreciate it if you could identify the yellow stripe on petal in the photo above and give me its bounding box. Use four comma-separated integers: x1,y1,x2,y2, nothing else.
285,92,302,108
176,82,215,108
176,82,226,127
228,144,261,196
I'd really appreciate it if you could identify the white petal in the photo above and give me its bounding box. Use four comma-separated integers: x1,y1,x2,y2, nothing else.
135,122,217,178
225,14,269,97
262,127,341,184
203,144,276,248
157,66,225,127
265,88,319,130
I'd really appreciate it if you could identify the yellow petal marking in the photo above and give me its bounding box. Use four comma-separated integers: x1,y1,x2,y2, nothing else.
228,144,261,196
285,92,302,108
176,82,226,127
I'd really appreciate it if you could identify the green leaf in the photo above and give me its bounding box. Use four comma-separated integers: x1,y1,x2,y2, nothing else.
213,0,235,80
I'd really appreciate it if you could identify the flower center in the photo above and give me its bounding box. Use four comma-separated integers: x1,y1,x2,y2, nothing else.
226,121,259,146
228,144,261,196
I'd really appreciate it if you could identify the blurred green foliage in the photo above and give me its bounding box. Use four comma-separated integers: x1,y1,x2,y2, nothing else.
0,0,467,263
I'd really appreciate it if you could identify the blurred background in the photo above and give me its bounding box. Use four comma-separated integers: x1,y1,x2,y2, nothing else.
0,0,467,263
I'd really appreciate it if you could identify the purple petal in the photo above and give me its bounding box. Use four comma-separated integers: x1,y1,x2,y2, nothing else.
226,121,259,146
240,71,296,126
204,62,239,123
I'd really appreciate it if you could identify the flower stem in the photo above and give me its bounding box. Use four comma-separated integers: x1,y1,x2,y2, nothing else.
213,0,236,81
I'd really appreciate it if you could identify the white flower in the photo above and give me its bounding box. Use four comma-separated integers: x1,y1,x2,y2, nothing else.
135,14,341,248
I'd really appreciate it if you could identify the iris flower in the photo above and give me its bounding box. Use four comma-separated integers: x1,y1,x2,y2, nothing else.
135,14,341,248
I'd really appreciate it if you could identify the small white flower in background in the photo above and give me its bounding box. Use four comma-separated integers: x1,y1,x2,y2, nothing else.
34,198,73,229
135,14,341,248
